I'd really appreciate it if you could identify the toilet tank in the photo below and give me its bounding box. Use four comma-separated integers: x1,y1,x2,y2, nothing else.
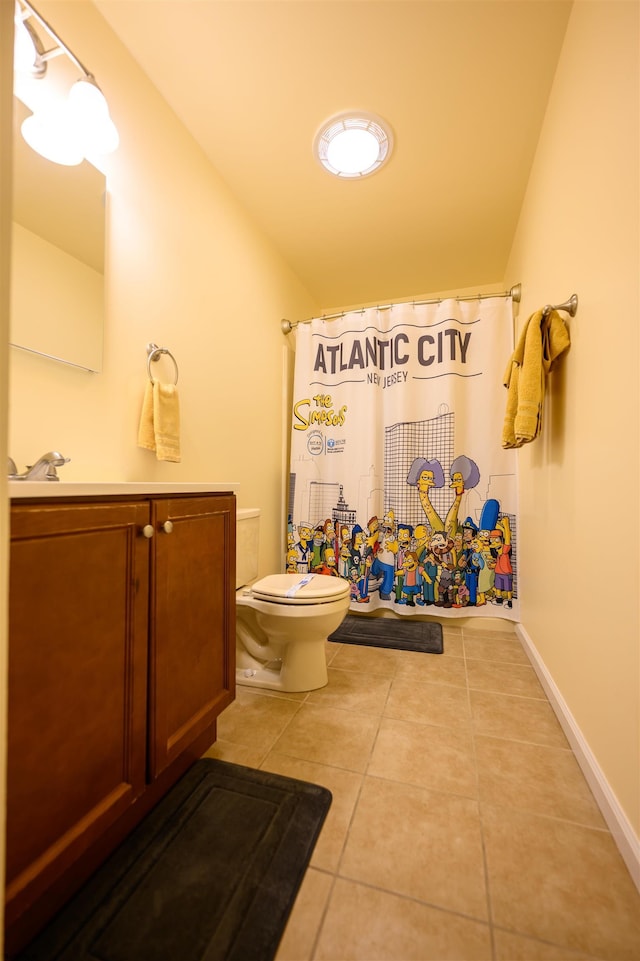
236,508,260,589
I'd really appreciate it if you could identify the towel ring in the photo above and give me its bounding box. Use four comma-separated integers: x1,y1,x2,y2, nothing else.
146,343,179,385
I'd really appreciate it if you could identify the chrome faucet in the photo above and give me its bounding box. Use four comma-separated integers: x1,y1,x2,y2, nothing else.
9,451,70,481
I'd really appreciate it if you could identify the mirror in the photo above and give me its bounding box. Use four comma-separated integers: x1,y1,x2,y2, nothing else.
11,96,106,372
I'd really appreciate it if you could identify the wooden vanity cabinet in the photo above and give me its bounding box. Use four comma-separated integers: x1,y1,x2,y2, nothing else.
5,492,235,953
149,495,236,777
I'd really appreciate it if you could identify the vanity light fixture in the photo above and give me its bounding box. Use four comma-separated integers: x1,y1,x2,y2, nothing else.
13,5,45,77
13,0,119,165
314,112,393,179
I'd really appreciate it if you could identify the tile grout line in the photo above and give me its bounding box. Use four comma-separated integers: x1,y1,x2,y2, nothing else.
309,648,404,959
462,625,499,961
271,650,389,960
311,866,498,950
309,641,444,957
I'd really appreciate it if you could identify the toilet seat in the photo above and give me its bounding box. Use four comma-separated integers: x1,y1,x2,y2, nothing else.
249,573,350,605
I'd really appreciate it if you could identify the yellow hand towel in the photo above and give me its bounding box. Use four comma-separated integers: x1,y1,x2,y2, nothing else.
153,382,181,462
137,380,156,452
502,360,521,449
502,309,570,449
137,380,181,462
512,309,546,445
542,310,571,372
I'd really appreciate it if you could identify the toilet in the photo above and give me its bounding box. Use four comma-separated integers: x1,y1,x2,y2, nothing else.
236,509,351,692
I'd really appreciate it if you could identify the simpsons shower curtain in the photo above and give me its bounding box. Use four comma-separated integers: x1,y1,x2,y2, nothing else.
287,297,519,620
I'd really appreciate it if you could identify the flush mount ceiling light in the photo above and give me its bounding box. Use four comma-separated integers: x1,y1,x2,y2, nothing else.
314,112,393,179
13,0,119,165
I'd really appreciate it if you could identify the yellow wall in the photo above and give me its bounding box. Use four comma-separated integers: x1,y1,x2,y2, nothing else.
7,0,319,578
506,0,639,842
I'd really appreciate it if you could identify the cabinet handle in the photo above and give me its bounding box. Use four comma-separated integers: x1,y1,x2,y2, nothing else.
141,524,155,539
162,521,174,534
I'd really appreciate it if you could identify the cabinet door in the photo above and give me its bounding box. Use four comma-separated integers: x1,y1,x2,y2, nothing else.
6,500,150,926
149,495,235,778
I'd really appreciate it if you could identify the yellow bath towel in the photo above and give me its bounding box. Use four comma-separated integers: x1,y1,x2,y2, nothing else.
502,308,570,448
137,380,181,463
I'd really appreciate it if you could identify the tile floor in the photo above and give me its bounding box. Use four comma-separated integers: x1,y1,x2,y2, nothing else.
204,618,640,961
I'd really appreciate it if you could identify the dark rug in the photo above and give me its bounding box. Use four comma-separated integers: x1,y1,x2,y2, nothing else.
329,613,443,654
15,759,332,961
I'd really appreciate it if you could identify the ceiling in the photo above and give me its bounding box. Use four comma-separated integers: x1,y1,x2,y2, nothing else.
94,0,572,310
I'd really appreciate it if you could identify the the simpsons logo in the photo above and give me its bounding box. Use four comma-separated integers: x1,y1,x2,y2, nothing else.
293,393,347,431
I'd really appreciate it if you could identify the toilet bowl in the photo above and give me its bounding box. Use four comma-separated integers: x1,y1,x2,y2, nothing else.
236,511,350,692
236,573,350,692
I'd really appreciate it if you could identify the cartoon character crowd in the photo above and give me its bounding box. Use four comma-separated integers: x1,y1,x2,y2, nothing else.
287,455,515,610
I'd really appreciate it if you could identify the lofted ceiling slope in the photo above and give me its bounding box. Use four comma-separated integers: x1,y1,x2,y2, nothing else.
94,0,573,309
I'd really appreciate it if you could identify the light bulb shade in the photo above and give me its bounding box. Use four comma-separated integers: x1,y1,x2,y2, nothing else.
68,78,110,118
84,114,120,155
68,78,119,155
21,110,84,166
315,112,393,179
326,129,381,176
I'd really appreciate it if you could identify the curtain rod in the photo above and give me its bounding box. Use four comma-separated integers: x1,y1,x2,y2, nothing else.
281,284,522,334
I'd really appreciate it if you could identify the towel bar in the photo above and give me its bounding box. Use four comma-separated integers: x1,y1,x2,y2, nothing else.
146,343,179,385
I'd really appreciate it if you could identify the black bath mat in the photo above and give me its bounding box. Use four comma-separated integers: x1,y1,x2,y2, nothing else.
329,613,443,654
14,759,332,961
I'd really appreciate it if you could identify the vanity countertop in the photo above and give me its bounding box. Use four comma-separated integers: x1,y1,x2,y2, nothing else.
9,481,239,499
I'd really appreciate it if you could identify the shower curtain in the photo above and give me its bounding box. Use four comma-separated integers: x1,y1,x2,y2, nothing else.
287,296,519,620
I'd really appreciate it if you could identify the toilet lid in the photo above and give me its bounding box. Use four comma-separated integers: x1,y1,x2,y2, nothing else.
251,573,350,605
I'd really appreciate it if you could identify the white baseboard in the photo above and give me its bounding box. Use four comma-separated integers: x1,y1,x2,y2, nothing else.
515,623,640,893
